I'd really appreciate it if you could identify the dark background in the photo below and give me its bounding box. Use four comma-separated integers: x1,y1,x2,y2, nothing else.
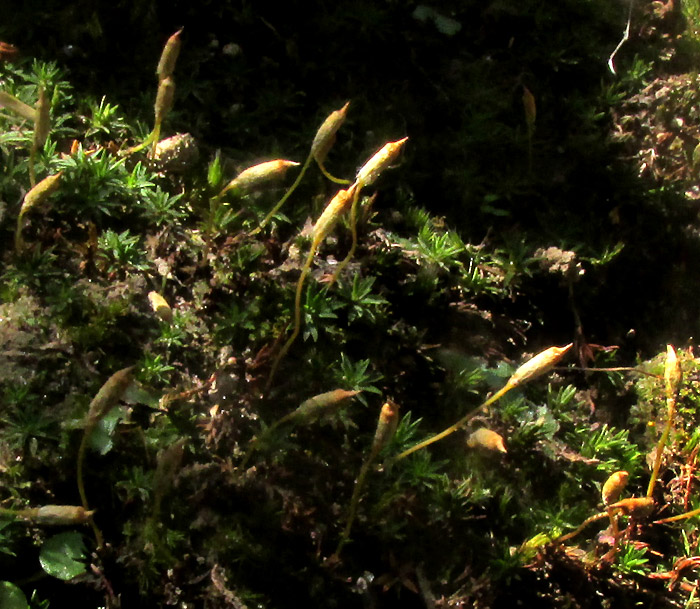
3,0,699,354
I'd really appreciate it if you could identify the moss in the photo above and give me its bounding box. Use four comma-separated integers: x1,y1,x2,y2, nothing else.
5,2,700,607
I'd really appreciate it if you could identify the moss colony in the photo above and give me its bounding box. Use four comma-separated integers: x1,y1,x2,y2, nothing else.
4,2,700,608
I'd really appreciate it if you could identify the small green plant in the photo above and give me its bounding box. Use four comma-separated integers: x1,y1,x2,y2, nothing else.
332,354,383,400
82,96,129,140
415,222,465,269
96,228,150,275
616,543,650,576
574,424,643,475
140,186,187,225
0,392,57,453
301,282,342,341
55,147,133,218
337,274,389,323
138,353,176,385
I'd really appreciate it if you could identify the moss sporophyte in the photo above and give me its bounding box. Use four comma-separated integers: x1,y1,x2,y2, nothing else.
6,20,700,607
264,138,409,391
393,344,572,461
265,184,358,391
254,102,351,234
336,400,400,555
240,389,360,469
121,29,182,157
15,171,63,252
76,366,134,550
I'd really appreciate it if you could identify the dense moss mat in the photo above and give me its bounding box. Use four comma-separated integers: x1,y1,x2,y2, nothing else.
3,1,700,608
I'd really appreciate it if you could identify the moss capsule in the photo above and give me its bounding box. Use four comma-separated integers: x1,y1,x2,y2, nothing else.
602,470,628,506
467,428,507,454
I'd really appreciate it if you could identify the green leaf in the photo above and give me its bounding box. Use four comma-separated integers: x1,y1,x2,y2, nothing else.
208,151,223,189
434,13,461,36
0,582,28,609
39,532,87,580
412,5,462,36
0,520,17,556
88,406,125,455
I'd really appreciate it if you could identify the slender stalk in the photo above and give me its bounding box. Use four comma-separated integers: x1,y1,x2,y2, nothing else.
252,153,312,235
120,130,157,156
553,511,609,544
654,506,700,525
392,384,511,462
77,429,104,550
647,413,674,497
265,187,355,392
265,252,313,392
565,366,661,379
329,186,361,285
393,344,572,462
647,345,681,497
316,160,351,185
336,458,373,555
336,401,399,555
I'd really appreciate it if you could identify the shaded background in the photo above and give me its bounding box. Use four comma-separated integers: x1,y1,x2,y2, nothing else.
3,0,700,354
